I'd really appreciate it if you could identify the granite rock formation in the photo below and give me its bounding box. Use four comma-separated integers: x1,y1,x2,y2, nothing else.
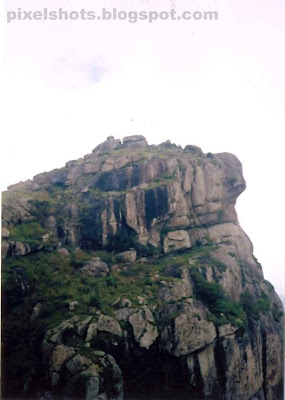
2,136,283,400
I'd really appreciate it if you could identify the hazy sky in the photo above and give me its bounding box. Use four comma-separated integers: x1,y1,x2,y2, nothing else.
2,0,285,301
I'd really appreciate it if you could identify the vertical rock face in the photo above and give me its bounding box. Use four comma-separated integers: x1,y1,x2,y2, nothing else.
2,136,283,400
2,136,247,254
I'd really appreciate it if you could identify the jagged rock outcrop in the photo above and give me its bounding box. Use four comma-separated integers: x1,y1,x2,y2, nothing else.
3,139,246,256
2,136,283,400
42,319,124,400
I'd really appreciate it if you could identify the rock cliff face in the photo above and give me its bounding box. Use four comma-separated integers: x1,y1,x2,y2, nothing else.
2,136,284,400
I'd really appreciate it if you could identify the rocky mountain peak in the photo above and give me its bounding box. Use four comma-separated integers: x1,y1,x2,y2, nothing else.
1,137,283,400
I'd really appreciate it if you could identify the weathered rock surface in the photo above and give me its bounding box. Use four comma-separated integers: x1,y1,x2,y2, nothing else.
128,306,158,349
97,315,122,337
51,345,75,373
81,259,109,277
2,136,247,255
163,229,191,253
69,300,79,311
2,136,283,400
40,317,124,399
92,135,121,155
122,135,147,149
2,226,10,238
116,250,137,263
172,303,217,356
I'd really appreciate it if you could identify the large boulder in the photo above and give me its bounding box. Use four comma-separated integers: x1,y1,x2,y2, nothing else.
163,230,191,253
122,135,148,149
97,315,122,337
92,136,121,154
81,259,109,277
66,354,93,375
1,227,10,238
50,345,75,373
128,307,158,349
1,241,10,259
116,250,137,263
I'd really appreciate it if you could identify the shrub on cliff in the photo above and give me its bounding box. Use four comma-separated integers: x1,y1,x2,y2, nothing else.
190,270,246,325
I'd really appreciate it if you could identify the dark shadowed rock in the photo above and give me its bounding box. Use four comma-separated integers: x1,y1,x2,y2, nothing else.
183,144,203,156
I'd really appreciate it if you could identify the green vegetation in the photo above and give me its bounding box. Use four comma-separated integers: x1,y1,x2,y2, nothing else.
196,255,227,273
190,269,246,326
2,243,217,338
28,188,68,217
106,225,161,257
28,199,53,221
2,233,278,395
159,310,183,326
106,225,137,252
144,178,176,191
9,222,49,247
2,246,185,388
155,172,177,181
2,249,173,389
2,249,180,333
272,304,284,322
240,291,271,320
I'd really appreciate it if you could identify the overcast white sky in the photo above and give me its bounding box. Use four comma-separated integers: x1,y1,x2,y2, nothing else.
2,0,285,302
